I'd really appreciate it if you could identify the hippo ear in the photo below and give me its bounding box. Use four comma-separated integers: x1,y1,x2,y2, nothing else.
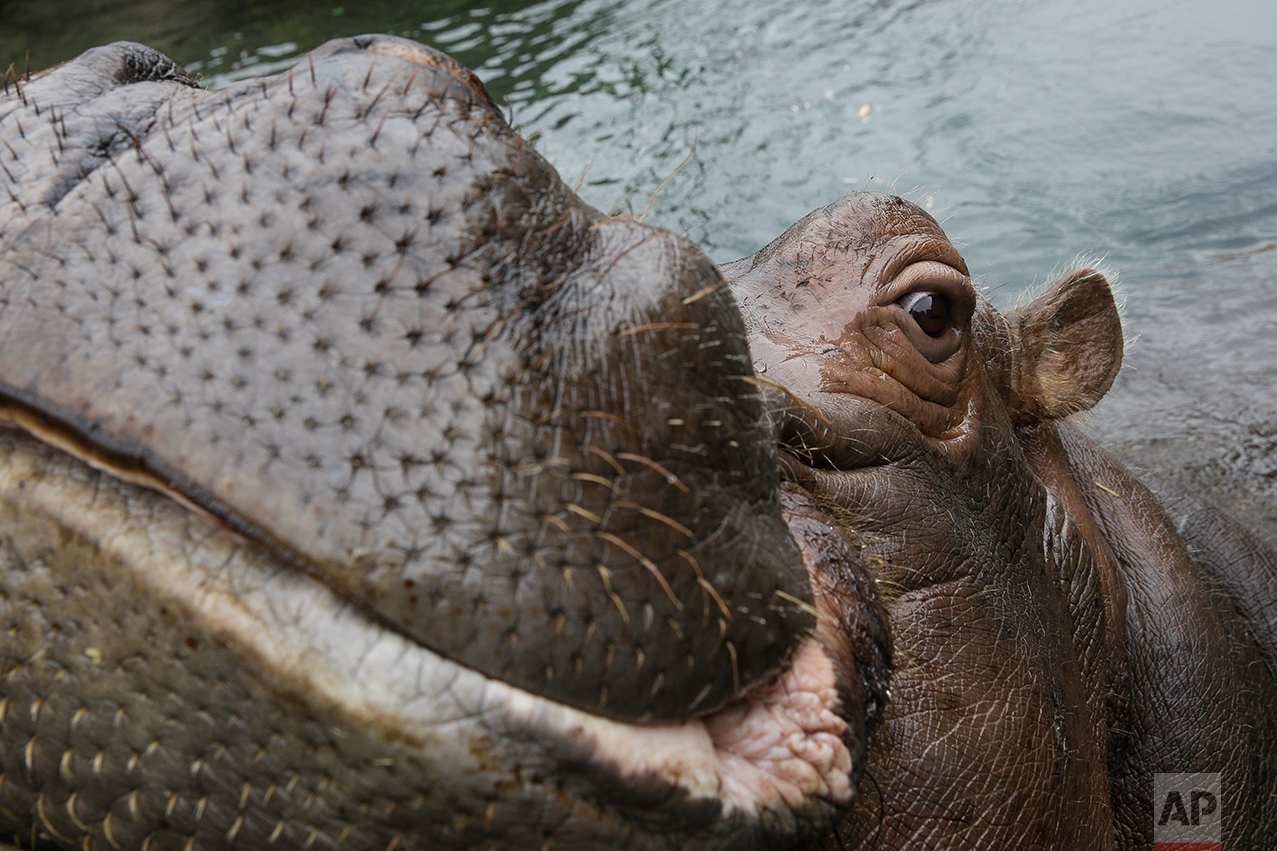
1006,268,1123,424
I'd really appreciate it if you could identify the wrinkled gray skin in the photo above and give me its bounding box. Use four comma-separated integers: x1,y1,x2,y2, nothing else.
1,35,1275,851
0,36,890,851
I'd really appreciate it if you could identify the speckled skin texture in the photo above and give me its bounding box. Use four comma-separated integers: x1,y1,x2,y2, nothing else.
0,36,889,851
0,36,811,724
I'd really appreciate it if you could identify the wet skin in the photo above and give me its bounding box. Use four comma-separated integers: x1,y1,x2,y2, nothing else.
722,194,1277,849
0,36,1275,851
0,36,889,851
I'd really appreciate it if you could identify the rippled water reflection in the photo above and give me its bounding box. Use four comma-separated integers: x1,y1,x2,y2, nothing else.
4,0,1275,293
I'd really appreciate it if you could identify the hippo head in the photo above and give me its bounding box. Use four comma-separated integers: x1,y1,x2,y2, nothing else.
0,36,892,851
722,194,1125,847
0,34,1131,851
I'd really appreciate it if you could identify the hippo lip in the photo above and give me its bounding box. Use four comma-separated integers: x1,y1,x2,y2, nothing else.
0,400,876,843
482,493,889,846
490,635,857,837
517,487,888,845
0,402,884,850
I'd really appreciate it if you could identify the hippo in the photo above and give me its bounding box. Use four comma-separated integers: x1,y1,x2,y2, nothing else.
0,34,1274,851
721,196,1277,848
0,35,886,851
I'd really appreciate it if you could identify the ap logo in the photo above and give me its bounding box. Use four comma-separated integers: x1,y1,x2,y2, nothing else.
1154,773,1221,851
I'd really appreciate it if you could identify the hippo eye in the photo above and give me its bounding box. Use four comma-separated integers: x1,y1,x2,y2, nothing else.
898,291,952,338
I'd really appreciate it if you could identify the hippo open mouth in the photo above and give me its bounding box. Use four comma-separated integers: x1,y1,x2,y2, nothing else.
0,34,889,851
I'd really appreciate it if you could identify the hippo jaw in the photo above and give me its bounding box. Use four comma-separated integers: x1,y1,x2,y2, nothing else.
0,421,886,851
0,36,890,851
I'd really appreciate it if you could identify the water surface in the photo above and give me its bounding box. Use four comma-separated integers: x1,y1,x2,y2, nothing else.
5,0,1274,283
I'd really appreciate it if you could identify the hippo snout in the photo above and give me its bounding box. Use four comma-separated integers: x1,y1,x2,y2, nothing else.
0,35,890,851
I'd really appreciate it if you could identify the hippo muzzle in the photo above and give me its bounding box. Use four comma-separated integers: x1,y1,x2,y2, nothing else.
0,36,889,851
